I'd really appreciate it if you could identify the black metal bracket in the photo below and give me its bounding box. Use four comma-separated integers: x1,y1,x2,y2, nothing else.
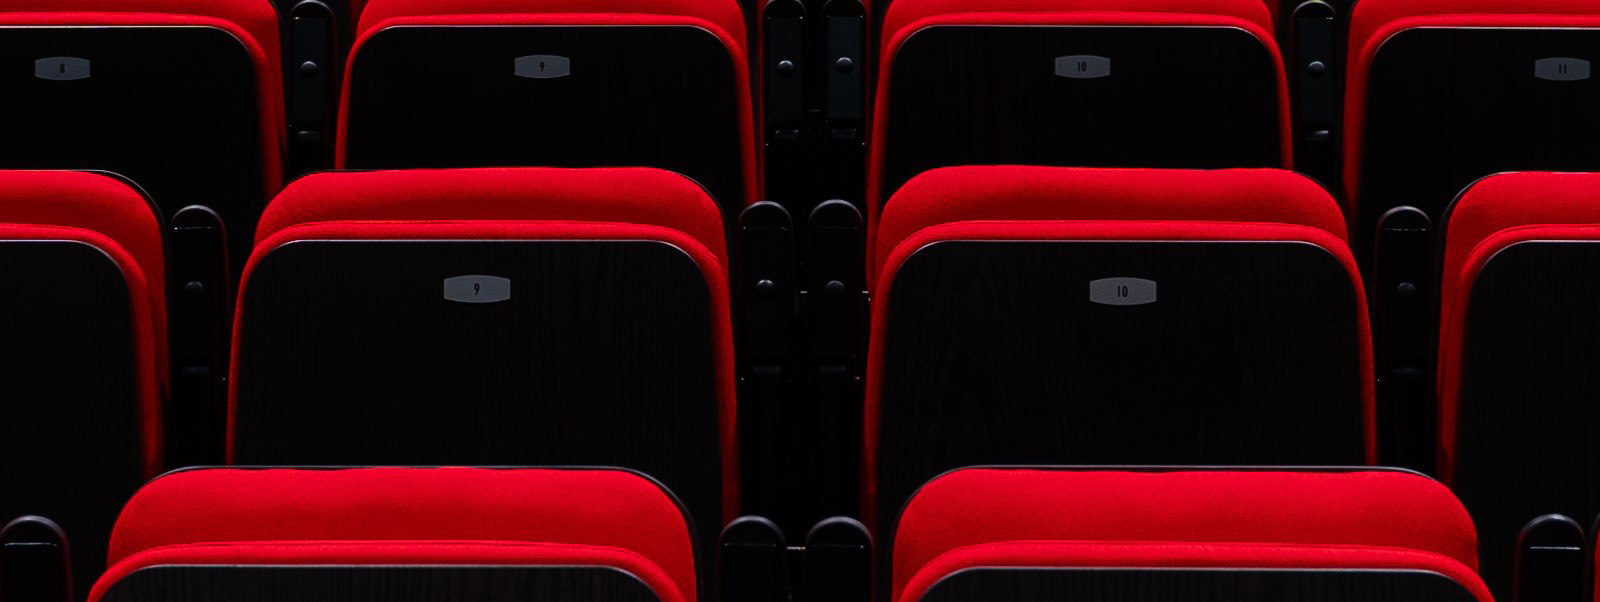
287,0,337,176
764,0,809,205
167,206,232,468
1372,206,1432,471
1290,0,1337,185
1,516,72,602
821,0,866,207
737,202,798,522
803,517,872,602
720,516,790,602
804,200,866,518
1514,514,1584,602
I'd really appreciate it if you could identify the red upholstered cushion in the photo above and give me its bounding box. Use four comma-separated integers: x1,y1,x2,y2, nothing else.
880,0,1275,44
0,1,286,195
232,167,737,519
0,171,167,478
870,0,1290,217
354,0,745,45
92,467,698,602
253,168,727,265
892,468,1489,602
0,172,167,317
1435,172,1600,483
1342,0,1600,206
873,166,1347,281
1349,0,1600,61
864,0,1278,27
0,0,279,49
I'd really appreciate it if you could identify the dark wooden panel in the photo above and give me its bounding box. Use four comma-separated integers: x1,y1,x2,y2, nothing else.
234,240,723,553
0,241,144,600
920,567,1480,602
1454,241,1600,600
1358,28,1600,256
883,25,1282,203
99,565,661,602
876,241,1366,526
345,25,749,219
0,26,266,272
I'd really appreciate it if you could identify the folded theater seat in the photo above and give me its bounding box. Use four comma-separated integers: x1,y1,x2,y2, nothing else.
889,468,1491,602
1437,172,1600,598
0,171,167,598
0,0,285,264
869,0,1289,218
866,166,1372,529
229,168,734,548
1346,0,1600,252
89,467,701,602
339,0,758,216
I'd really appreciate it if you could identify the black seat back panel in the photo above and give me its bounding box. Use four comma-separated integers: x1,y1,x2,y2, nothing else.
882,25,1282,202
877,240,1365,524
234,239,723,546
345,25,748,216
0,26,266,262
1455,240,1600,596
0,240,143,599
1358,28,1600,243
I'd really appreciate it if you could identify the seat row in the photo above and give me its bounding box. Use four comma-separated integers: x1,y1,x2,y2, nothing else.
7,0,1595,245
6,166,1600,601
3,467,1504,602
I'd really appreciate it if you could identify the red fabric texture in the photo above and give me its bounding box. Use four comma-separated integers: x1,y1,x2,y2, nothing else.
869,0,1290,220
1435,172,1600,483
861,0,1280,34
880,0,1275,43
872,166,1347,279
0,0,279,50
231,168,737,520
892,468,1487,602
864,167,1375,528
253,168,727,261
337,0,758,204
0,171,167,478
1342,0,1600,206
0,1,285,197
354,0,745,44
92,467,697,602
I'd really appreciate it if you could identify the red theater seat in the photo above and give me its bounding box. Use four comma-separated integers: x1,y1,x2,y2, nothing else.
866,166,1372,530
868,0,1289,224
0,170,168,599
1345,0,1600,256
889,468,1490,602
228,168,735,550
0,0,285,267
1436,171,1600,597
339,0,757,216
89,467,699,602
